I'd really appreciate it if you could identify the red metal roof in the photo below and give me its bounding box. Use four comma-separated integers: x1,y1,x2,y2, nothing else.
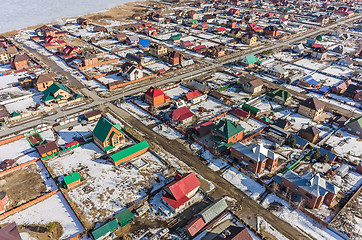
185,90,201,101
162,193,189,209
145,87,166,98
65,138,85,148
231,108,249,118
193,45,206,51
172,106,194,122
164,172,200,201
312,43,324,48
184,216,206,236
182,41,193,47
218,27,226,32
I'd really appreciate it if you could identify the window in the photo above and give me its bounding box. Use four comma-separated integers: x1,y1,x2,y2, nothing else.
113,136,119,146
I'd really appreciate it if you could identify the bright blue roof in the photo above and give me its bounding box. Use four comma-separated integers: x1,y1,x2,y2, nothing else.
307,79,319,86
319,86,330,93
139,39,151,48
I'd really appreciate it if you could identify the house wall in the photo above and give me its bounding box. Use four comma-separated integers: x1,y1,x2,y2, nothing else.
266,157,278,171
66,179,80,189
113,147,148,166
145,94,165,106
11,59,28,70
36,80,54,92
0,195,9,212
298,105,317,119
94,136,106,151
299,131,318,143
186,186,199,199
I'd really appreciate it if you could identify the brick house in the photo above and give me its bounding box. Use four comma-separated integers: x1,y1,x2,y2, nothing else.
10,54,29,70
165,51,183,65
207,45,226,58
298,97,325,120
79,51,98,67
33,72,56,91
238,76,263,94
144,87,170,106
149,44,168,58
161,172,200,213
274,171,340,209
211,120,245,144
344,84,362,102
144,27,157,36
241,33,257,46
110,141,149,166
63,171,81,189
263,25,279,37
0,48,9,64
231,142,279,174
92,116,125,153
299,126,320,143
0,191,10,213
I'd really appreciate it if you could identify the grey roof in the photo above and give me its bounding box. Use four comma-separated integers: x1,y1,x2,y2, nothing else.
231,142,279,162
279,171,339,197
270,64,288,74
127,35,139,42
293,135,309,147
199,198,228,224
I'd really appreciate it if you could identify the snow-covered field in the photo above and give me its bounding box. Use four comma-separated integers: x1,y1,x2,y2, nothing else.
0,137,39,164
152,124,183,140
120,101,160,126
57,124,95,145
164,85,190,100
0,192,84,239
0,0,139,33
47,142,166,224
191,143,229,172
222,167,265,200
190,97,230,121
325,131,362,162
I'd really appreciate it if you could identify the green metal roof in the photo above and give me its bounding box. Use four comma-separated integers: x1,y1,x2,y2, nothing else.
348,116,362,127
73,93,82,99
92,116,122,143
104,145,115,152
42,83,69,101
171,34,182,40
92,219,119,240
63,171,81,186
199,198,228,224
10,112,20,117
267,88,291,103
212,120,245,139
244,54,258,65
191,19,199,24
115,209,134,227
242,104,259,115
42,93,55,102
111,141,149,164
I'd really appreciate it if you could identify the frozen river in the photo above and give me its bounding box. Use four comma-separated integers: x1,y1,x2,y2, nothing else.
0,0,138,33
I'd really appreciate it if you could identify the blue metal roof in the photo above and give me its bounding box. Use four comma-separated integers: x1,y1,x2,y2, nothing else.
319,86,330,93
139,39,151,48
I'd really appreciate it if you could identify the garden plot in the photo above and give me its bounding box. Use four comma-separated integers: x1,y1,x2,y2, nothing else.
96,72,124,85
0,86,35,104
103,43,129,52
293,59,328,71
329,94,361,108
325,131,362,162
117,47,141,58
224,114,265,135
0,137,39,164
76,75,108,92
56,126,92,146
310,73,342,88
330,170,362,195
164,85,190,100
253,99,284,113
261,193,343,240
152,124,183,140
190,97,230,121
283,64,314,76
0,72,34,89
146,61,170,73
286,113,314,131
5,93,43,114
190,143,228,172
207,72,236,89
120,102,160,126
47,143,166,226
222,167,265,200
272,52,296,62
220,87,251,105
0,192,84,239
0,63,13,73
320,65,353,78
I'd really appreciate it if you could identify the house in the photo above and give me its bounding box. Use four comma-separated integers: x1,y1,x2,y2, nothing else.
115,32,127,42
92,116,125,153
332,115,348,128
185,217,206,237
36,141,59,158
228,8,240,16
171,34,182,43
238,76,263,94
184,90,202,102
144,27,157,36
213,226,253,240
226,19,237,29
0,48,9,64
0,222,22,240
333,45,346,54
240,54,259,68
275,118,290,130
93,26,107,32
231,142,279,174
263,25,279,37
121,62,143,81
230,108,250,121
166,51,183,65
298,97,325,120
207,45,226,58
274,171,340,209
63,171,81,189
10,54,29,70
228,28,243,38
139,39,151,50
92,219,119,240
198,22,209,31
84,110,102,122
240,33,257,46
187,10,198,19
144,87,170,106
161,172,200,213
0,105,9,122
267,64,288,78
211,120,245,144
126,35,139,46
312,46,328,60
0,191,10,214
191,121,215,137
331,79,351,94
319,148,338,164
33,72,56,91
203,14,215,23
266,89,292,105
111,141,149,166
115,208,134,227
299,126,320,143
344,84,362,102
153,14,165,23
345,116,362,138
61,45,79,59
332,28,344,38
337,56,354,67
292,44,305,54
42,83,72,105
149,44,168,58
193,45,208,54
77,18,91,26
79,51,98,67
186,19,199,28
307,38,318,46
133,24,144,32
181,41,194,49
316,15,329,25
172,107,194,124
247,24,263,33
300,76,320,88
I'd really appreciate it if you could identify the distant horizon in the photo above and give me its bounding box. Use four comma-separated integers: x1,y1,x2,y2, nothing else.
0,0,139,34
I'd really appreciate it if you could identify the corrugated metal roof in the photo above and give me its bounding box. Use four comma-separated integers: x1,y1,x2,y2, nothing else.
92,219,118,240
111,141,149,164
199,198,228,224
63,171,81,186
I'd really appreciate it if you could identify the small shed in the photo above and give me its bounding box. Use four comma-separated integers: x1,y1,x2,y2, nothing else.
199,198,228,224
91,219,119,240
336,164,349,177
115,209,134,227
63,171,81,189
110,141,149,166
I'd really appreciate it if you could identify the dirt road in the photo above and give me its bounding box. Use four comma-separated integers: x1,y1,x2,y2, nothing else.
107,103,312,240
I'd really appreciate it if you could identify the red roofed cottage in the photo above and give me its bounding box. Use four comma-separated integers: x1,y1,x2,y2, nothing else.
144,87,170,106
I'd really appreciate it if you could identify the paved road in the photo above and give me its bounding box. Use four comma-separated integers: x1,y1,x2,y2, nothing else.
106,103,312,240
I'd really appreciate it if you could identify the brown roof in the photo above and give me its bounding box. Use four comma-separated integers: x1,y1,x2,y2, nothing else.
84,109,102,119
0,105,9,119
0,48,7,54
35,73,55,84
301,126,321,136
36,141,58,155
11,54,29,63
213,226,253,240
299,97,325,111
6,46,17,55
0,191,6,200
239,76,263,88
0,222,22,240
